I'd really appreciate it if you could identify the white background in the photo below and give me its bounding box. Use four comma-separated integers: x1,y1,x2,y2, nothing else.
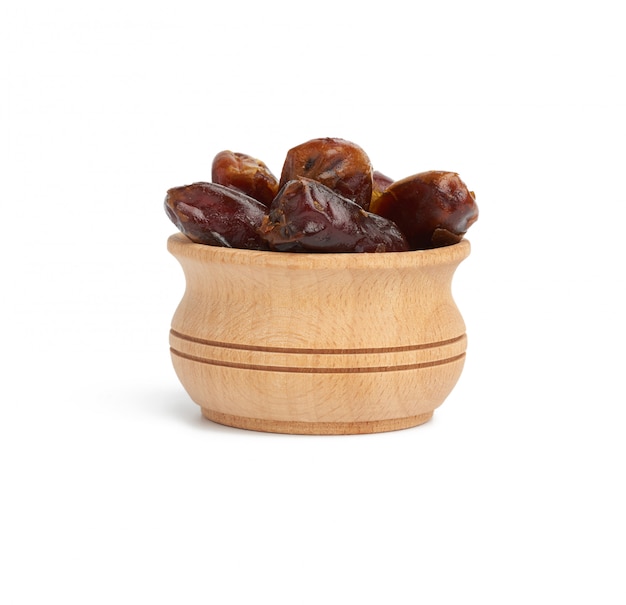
1,1,625,603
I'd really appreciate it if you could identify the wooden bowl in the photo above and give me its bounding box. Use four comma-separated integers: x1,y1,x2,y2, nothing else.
167,233,471,435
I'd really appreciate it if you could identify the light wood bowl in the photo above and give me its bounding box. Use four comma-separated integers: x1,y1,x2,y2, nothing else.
167,233,471,435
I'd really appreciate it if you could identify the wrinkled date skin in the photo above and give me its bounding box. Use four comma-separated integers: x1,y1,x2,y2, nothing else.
370,171,478,250
211,150,279,207
279,138,374,210
165,182,269,249
259,177,409,253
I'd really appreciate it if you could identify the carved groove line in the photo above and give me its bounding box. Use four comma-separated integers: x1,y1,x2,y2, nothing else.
170,348,466,374
170,329,465,355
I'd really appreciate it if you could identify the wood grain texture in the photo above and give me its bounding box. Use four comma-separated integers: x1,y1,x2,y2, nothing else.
167,233,471,434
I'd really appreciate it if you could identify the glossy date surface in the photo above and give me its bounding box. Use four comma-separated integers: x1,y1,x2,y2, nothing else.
259,177,409,253
371,170,394,208
370,171,478,250
279,138,373,210
211,150,279,207
165,182,269,249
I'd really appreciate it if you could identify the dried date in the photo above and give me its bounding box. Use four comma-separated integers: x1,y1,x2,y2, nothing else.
211,150,279,207
165,182,269,249
259,177,409,253
279,138,373,210
370,171,478,250
371,170,394,208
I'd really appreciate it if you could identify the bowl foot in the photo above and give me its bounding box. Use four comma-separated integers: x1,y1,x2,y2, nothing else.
200,408,434,435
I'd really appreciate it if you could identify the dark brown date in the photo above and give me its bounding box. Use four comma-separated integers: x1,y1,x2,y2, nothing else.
211,150,279,207
371,170,394,208
279,138,373,210
370,171,478,250
165,182,269,249
259,177,409,253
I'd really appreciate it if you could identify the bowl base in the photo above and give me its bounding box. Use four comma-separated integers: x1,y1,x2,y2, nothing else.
200,408,434,435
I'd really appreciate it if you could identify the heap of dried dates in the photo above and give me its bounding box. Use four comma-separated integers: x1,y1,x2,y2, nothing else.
164,138,478,253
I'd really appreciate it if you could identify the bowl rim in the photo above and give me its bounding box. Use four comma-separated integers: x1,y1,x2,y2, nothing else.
167,232,470,269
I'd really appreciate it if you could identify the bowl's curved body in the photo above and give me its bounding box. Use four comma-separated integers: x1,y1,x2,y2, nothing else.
167,233,470,434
